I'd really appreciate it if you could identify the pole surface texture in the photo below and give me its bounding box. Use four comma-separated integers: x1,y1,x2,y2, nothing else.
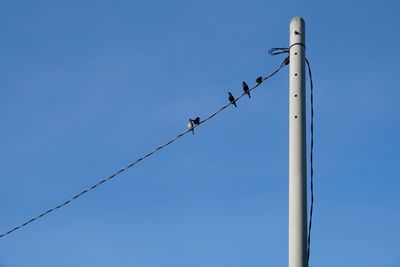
289,17,307,267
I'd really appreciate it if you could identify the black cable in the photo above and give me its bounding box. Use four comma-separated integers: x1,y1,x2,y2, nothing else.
305,58,314,265
0,56,289,239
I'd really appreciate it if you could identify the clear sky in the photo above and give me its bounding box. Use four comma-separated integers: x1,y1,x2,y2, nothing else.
1,0,399,266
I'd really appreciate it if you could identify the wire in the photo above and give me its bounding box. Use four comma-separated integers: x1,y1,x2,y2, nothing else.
306,57,314,264
0,56,289,239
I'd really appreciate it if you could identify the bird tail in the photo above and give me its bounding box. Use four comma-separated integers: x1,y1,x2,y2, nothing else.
233,101,237,107
247,92,251,98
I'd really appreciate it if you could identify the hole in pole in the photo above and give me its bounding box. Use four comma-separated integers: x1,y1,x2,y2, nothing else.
295,94,298,97
295,116,298,119
295,73,298,76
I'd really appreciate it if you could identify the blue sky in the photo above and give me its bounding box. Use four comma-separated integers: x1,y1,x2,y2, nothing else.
1,0,399,266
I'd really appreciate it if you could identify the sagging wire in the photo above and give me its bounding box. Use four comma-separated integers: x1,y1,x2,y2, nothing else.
0,53,289,239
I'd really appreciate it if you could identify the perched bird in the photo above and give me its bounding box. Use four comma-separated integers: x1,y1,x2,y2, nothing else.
228,92,237,107
188,119,194,135
193,117,200,125
284,56,290,65
242,81,251,98
256,76,263,85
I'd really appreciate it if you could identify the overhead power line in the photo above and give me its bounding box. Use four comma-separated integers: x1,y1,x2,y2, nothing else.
0,54,289,239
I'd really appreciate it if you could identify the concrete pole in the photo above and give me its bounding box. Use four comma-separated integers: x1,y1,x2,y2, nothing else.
289,17,307,267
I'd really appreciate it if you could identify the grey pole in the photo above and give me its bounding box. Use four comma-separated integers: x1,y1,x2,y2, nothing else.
288,17,307,267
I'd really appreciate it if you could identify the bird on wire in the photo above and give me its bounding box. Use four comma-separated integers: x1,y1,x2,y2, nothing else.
228,92,237,107
188,119,194,134
193,117,200,125
242,81,251,98
256,76,263,85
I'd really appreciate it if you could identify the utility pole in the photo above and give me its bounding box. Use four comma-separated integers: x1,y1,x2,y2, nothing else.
289,17,307,267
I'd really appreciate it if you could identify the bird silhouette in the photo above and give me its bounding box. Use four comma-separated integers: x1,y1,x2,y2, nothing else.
187,119,194,135
242,81,251,98
256,76,263,85
228,92,237,107
193,117,200,125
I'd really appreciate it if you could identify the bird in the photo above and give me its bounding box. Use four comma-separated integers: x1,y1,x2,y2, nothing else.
242,81,251,98
193,117,200,125
284,56,290,65
256,76,263,85
187,119,194,135
228,92,237,107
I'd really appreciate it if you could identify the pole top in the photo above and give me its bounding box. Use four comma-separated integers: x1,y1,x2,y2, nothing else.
290,17,305,45
290,16,305,26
